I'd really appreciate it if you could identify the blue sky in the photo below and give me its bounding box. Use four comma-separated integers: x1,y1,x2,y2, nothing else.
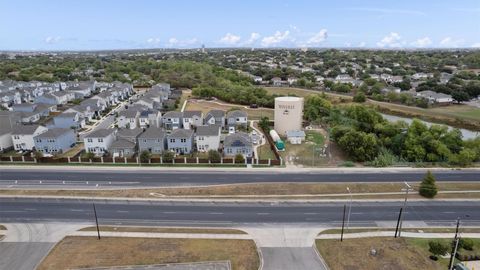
1,0,479,50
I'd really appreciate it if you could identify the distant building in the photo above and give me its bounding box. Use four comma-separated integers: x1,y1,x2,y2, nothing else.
416,90,453,104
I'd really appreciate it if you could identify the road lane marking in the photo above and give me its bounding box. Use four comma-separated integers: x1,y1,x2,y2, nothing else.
257,213,270,215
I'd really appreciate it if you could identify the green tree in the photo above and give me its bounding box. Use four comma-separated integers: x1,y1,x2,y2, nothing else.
338,130,379,162
303,94,332,122
419,171,438,198
140,150,151,163
162,151,175,163
259,117,271,131
208,150,221,163
459,238,474,251
353,92,366,103
428,240,449,259
234,154,245,164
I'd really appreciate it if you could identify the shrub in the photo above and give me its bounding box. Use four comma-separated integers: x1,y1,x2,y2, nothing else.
419,170,438,198
82,152,95,160
234,154,245,164
162,151,174,163
353,92,366,103
33,151,43,159
140,150,151,163
208,150,221,163
428,240,449,259
459,238,475,251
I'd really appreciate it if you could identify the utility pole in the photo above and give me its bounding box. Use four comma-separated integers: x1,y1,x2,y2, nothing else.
340,204,346,242
394,208,403,238
397,182,412,237
92,203,101,240
449,218,461,270
346,187,352,232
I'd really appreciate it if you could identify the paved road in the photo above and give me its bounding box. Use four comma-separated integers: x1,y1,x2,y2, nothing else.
0,198,479,226
1,168,480,188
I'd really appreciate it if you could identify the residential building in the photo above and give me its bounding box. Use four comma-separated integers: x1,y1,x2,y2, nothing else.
117,110,140,129
33,128,76,154
138,110,161,128
53,112,85,129
116,128,143,143
182,111,203,130
109,139,136,158
195,125,221,152
223,132,253,158
0,112,16,152
11,125,48,151
204,110,225,128
137,127,167,154
167,129,194,154
162,111,183,130
417,90,453,104
83,129,116,156
226,110,248,131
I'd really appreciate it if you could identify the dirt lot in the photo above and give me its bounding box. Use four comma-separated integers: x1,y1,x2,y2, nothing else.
37,236,259,270
316,237,443,270
185,99,274,120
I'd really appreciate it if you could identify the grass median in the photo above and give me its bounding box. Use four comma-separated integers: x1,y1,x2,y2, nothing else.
79,226,247,234
1,182,479,200
37,236,259,270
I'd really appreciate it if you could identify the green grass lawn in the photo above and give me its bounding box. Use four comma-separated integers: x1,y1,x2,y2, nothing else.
306,131,325,145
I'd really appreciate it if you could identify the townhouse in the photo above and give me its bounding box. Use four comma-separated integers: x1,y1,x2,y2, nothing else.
83,128,116,156
11,125,48,151
137,127,167,154
33,128,76,154
167,129,194,154
195,125,221,152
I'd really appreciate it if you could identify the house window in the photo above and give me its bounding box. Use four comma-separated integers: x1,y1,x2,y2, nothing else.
98,138,103,142
180,138,186,143
87,138,93,143
13,135,20,140
170,139,175,143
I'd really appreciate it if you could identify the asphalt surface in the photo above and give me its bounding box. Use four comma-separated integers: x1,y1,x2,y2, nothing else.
1,198,479,226
261,247,326,270
1,169,480,188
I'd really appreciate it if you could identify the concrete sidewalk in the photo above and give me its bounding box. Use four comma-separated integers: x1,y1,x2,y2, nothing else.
70,231,252,240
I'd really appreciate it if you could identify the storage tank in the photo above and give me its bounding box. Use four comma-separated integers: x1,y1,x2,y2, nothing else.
269,129,285,151
274,96,304,136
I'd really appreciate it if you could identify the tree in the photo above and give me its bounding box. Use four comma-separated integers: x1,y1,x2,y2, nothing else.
304,94,332,122
162,151,174,163
208,150,221,163
419,171,438,198
258,117,270,131
353,92,366,103
140,150,151,163
337,130,379,162
451,91,470,103
234,154,245,164
459,238,474,251
428,240,449,259
83,152,95,160
33,151,43,159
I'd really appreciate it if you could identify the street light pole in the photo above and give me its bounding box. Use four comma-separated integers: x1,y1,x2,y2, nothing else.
346,187,352,232
92,202,101,240
449,218,461,270
397,182,412,237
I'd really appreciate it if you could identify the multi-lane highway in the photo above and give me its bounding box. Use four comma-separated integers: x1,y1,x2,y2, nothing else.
1,198,479,227
1,168,480,188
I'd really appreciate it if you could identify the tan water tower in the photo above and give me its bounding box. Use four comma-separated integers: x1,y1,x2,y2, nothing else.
274,96,304,136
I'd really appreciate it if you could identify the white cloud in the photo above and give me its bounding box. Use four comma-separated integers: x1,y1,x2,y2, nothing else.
261,30,292,47
472,43,480,48
244,32,261,45
168,38,178,45
219,33,241,45
146,37,161,45
358,41,367,47
411,37,432,48
376,32,402,48
45,36,61,44
306,29,328,46
439,37,465,48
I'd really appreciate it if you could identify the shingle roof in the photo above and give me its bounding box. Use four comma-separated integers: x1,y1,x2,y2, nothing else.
183,110,202,118
110,139,135,149
168,128,194,138
34,128,72,138
196,125,220,136
206,110,225,118
138,127,166,139
163,111,183,118
118,110,139,118
286,130,306,137
11,125,44,135
84,128,115,138
227,110,247,118
224,132,252,147
116,128,143,138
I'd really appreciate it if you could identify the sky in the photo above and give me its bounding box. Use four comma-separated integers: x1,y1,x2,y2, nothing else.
1,0,480,51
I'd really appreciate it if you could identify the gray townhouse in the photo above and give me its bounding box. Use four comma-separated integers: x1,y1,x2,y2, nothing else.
109,128,143,158
162,111,183,130
137,127,167,154
65,81,95,98
205,110,225,128
117,110,140,129
223,132,253,158
83,128,116,156
182,111,203,130
226,110,248,130
11,124,48,151
167,128,194,154
139,110,162,128
33,128,76,154
195,125,221,152
52,112,85,129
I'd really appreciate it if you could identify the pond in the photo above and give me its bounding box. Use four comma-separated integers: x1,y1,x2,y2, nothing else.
380,113,479,140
